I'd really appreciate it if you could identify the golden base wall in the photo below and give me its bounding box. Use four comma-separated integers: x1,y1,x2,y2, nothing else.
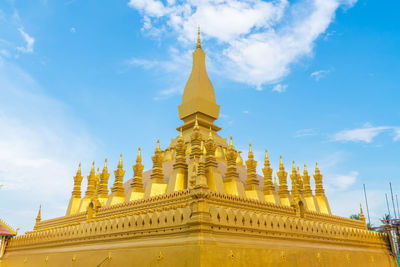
1,190,397,267
1,233,396,267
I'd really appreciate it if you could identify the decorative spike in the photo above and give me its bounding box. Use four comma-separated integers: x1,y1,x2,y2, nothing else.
229,135,233,146
292,160,297,173
78,162,81,173
91,161,95,172
197,25,201,49
137,147,142,163
37,205,41,221
103,158,108,171
180,127,183,137
34,205,41,230
279,155,284,171
118,153,123,169
264,148,270,164
208,126,213,139
156,139,161,151
193,115,199,130
249,141,253,153
304,163,308,174
274,176,278,186
360,203,366,225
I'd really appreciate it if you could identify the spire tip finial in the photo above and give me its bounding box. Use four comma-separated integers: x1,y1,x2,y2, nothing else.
197,25,201,49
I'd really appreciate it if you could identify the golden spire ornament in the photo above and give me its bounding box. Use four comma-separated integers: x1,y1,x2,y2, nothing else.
34,205,41,230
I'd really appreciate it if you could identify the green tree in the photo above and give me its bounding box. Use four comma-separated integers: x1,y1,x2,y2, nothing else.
349,213,360,220
381,214,391,225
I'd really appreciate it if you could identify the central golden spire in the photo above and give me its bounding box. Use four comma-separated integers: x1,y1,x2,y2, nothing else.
178,27,220,132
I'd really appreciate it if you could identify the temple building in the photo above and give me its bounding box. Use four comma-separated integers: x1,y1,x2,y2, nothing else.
0,30,397,266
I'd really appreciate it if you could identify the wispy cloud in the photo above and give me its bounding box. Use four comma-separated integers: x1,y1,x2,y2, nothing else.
333,124,400,143
310,69,330,81
393,128,400,141
126,58,160,70
16,28,34,53
272,83,287,93
128,0,358,89
294,128,318,138
328,171,358,190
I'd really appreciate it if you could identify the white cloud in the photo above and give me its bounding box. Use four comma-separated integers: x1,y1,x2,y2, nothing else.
128,0,358,89
0,60,98,233
126,58,160,70
272,83,287,93
70,27,76,33
334,125,392,143
16,28,34,53
294,128,318,138
328,171,358,190
128,0,167,17
310,69,330,81
393,128,400,142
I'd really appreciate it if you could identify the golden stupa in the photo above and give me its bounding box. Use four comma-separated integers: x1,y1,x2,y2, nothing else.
0,29,396,267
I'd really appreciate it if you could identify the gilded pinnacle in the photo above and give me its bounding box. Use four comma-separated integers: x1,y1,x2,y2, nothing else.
118,153,123,169
194,115,199,129
197,26,201,49
103,158,108,171
156,139,161,151
137,147,142,163
37,205,41,220
91,161,95,173
229,135,233,146
279,155,284,170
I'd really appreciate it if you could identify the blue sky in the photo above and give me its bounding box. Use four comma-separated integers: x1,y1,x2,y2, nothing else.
0,0,399,233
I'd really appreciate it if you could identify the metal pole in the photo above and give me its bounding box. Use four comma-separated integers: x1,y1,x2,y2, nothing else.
386,193,392,219
390,182,397,219
363,184,371,225
396,194,400,218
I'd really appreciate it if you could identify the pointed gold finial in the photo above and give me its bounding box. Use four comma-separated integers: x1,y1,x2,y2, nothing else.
103,158,108,171
137,147,142,163
229,135,233,146
197,25,201,49
78,162,81,171
194,115,199,129
304,163,307,172
180,127,183,137
118,153,123,169
156,139,160,150
37,205,41,220
360,203,366,225
315,161,320,174
34,204,41,230
249,141,252,153
91,161,95,173
274,176,278,186
292,160,296,172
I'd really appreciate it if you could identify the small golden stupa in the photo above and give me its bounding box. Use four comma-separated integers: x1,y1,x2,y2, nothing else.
0,29,396,267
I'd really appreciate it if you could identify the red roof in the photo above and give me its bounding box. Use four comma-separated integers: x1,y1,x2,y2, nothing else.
0,225,15,237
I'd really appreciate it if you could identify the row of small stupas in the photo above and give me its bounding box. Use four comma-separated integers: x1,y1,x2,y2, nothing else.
60,120,335,226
